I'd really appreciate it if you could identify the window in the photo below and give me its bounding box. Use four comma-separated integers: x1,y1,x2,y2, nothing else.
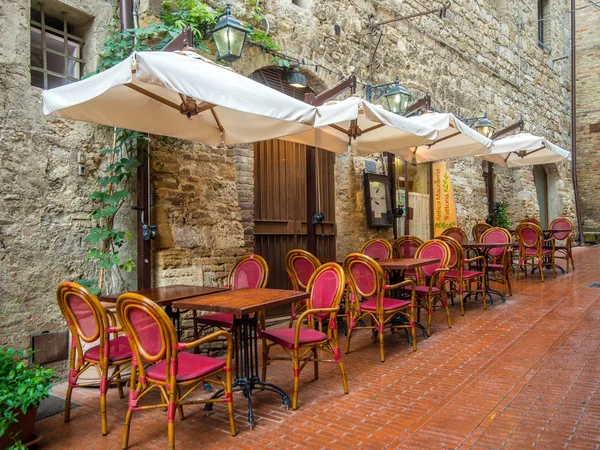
537,0,551,51
30,4,85,89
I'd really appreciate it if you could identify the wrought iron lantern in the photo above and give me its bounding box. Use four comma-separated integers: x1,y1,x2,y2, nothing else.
383,83,412,114
475,115,495,138
285,68,307,88
211,4,248,63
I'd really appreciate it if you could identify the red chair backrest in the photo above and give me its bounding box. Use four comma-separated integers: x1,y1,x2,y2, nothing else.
550,217,573,241
229,254,269,289
359,238,392,260
415,239,451,281
285,249,321,291
516,223,543,249
438,236,463,270
393,235,424,259
481,227,510,259
307,263,345,321
522,217,542,227
117,294,177,381
472,222,492,242
56,282,105,344
343,253,385,300
441,227,468,244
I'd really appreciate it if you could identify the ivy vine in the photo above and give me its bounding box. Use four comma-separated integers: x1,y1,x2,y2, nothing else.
78,0,286,296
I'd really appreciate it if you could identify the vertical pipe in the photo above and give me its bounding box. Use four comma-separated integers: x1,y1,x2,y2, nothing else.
570,0,584,245
388,154,397,239
306,146,317,255
404,163,410,235
488,161,495,220
119,0,134,31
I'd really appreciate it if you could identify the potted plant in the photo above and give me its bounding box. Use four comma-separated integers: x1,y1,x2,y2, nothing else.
487,201,511,230
0,347,54,449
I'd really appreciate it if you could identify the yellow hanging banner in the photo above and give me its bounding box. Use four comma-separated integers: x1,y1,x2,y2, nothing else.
432,161,457,237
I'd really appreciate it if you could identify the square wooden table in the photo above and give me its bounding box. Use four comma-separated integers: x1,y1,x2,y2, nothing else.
172,288,309,428
102,285,228,338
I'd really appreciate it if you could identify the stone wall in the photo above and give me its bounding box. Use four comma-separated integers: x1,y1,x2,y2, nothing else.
0,0,121,350
0,0,580,355
575,0,600,230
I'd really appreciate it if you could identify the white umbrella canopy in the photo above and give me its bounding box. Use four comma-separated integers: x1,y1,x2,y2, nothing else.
390,112,493,164
280,96,439,154
42,51,317,145
477,132,571,168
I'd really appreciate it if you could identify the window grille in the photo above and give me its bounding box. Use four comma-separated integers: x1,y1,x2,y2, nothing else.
30,3,85,89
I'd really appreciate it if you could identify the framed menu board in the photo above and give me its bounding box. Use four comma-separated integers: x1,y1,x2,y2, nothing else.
363,173,393,228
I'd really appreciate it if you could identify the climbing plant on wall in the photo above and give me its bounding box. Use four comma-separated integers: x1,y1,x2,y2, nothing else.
79,0,284,295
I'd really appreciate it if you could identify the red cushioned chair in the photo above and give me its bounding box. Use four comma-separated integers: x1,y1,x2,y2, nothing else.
344,254,418,362
441,227,468,245
550,217,575,273
285,249,321,326
438,235,487,315
404,239,452,336
481,227,513,297
472,222,492,243
392,235,424,279
117,293,236,449
516,222,556,282
261,263,349,409
193,254,269,339
359,238,393,260
56,282,131,436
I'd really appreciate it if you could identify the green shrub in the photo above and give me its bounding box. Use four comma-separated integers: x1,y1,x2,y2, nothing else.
0,348,54,447
487,201,511,230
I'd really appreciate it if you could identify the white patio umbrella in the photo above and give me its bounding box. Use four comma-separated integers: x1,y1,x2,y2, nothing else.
280,96,439,154
389,112,493,164
42,51,317,145
477,132,571,167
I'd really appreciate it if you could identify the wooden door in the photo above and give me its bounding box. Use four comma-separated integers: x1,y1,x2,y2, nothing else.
254,139,336,290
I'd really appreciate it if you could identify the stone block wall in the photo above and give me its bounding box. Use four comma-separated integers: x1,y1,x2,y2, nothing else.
0,0,121,350
575,0,600,229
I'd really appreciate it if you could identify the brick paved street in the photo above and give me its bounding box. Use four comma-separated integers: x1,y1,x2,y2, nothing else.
34,247,600,449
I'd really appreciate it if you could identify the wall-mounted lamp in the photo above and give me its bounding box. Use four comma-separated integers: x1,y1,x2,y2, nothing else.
211,3,248,63
365,77,413,114
463,113,495,138
285,68,307,88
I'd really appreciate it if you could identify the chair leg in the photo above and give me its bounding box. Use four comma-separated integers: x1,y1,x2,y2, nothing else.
427,297,433,336
176,387,184,421
410,324,417,352
312,347,319,380
262,344,270,382
64,384,73,423
458,283,465,316
167,391,177,450
122,401,134,449
292,350,300,410
539,259,545,282
114,365,125,399
100,369,109,436
378,320,385,363
570,250,575,271
345,325,353,355
443,296,452,328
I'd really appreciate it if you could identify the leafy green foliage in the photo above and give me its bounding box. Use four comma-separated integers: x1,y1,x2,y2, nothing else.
487,201,511,229
78,130,145,295
0,348,54,443
435,221,456,230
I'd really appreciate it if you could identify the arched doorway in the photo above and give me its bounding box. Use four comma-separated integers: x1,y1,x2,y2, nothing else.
251,66,336,290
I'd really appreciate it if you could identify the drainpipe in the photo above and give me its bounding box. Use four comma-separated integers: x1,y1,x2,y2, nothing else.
119,0,134,31
570,0,584,245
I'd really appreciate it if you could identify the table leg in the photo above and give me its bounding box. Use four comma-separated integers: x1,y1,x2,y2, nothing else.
204,315,291,427
164,305,182,341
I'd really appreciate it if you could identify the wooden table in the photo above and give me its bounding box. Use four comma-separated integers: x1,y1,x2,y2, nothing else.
462,242,516,303
173,288,309,428
102,285,228,338
378,257,441,271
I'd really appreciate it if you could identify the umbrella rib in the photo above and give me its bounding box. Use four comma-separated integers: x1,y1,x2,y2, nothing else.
125,83,180,111
361,123,385,134
328,123,349,135
430,131,461,146
210,108,224,133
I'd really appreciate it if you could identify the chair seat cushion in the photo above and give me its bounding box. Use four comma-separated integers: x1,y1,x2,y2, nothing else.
361,297,411,311
146,352,226,382
194,313,234,329
84,336,131,362
402,285,440,296
446,270,483,279
261,328,327,349
524,248,552,255
487,263,505,271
